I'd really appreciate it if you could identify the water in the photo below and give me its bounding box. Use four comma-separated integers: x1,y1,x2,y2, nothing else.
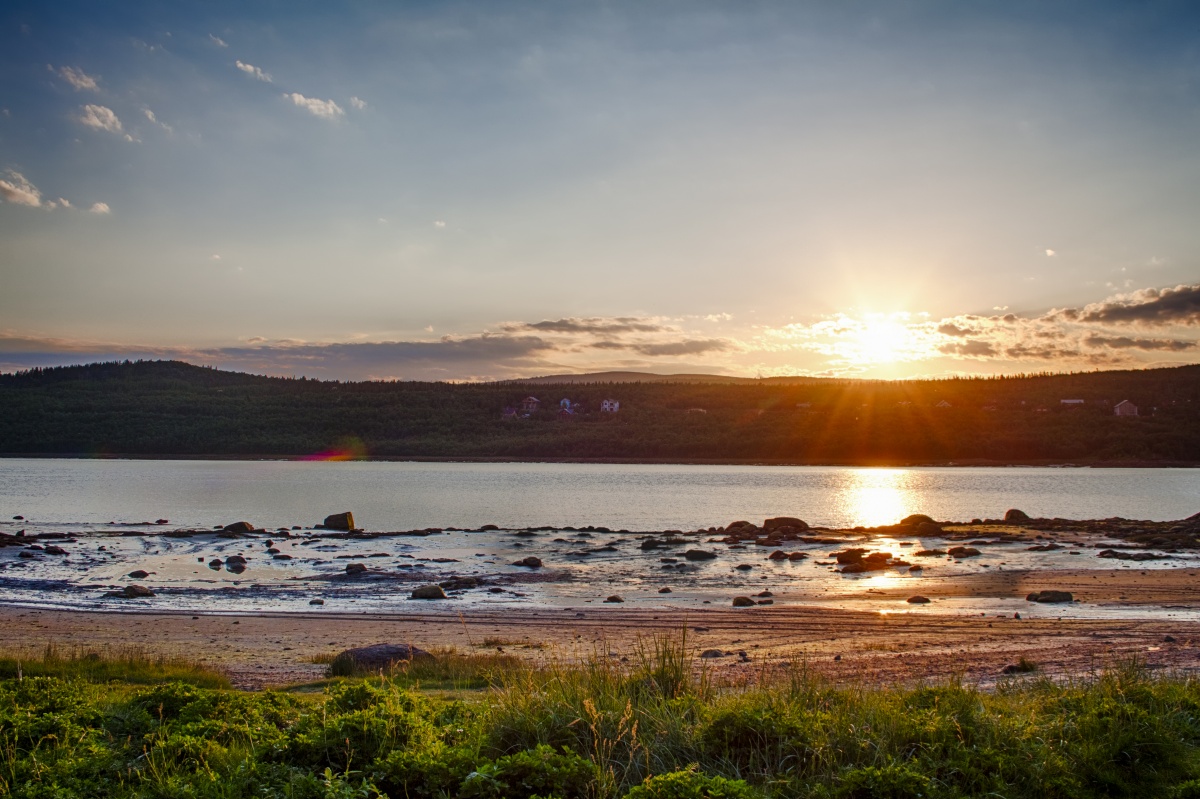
2,459,1198,619
1,459,1197,531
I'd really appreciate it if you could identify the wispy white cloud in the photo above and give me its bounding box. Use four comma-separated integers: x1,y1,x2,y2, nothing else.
0,170,43,207
78,104,123,134
49,65,99,91
284,93,344,119
46,198,71,210
209,34,228,48
235,60,272,82
349,96,367,110
142,107,172,133
89,202,111,214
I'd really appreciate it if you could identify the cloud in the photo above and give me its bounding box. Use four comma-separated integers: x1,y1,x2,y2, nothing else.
0,170,43,207
1071,284,1200,326
142,108,172,133
78,104,122,133
209,34,228,48
50,65,99,91
89,202,110,214
510,317,669,335
1045,249,1056,257
284,93,344,119
936,323,976,337
349,96,367,110
235,61,272,82
1082,335,1195,351
937,339,997,357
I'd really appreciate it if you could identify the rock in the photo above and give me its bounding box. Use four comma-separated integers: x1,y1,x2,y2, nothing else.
440,576,482,591
658,587,672,593
333,643,432,671
907,595,931,604
345,563,368,574
43,545,68,555
480,524,499,530
684,549,717,561
411,584,448,600
512,556,543,568
128,569,150,579
640,539,662,550
736,564,754,571
757,590,773,597
1026,590,1073,603
731,596,755,607
947,546,981,558
788,552,808,560
763,516,808,532
155,518,169,525
106,585,155,599
756,599,774,605
700,649,725,658
1004,509,1030,522
841,563,868,574
726,520,756,531
604,595,624,603
309,598,325,605
17,550,35,559
273,554,293,560
908,565,924,572
834,548,868,564
319,512,355,531
914,549,946,557
222,521,255,535
915,522,943,536
865,552,891,563
1165,635,1177,643
208,559,223,570
901,514,936,526
12,515,23,520
1098,549,1168,561
768,550,789,560
225,555,247,565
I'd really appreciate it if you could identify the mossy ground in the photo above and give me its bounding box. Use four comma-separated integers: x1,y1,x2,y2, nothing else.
4,635,1200,798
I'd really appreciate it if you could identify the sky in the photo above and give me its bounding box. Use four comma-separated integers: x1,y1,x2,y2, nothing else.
2,0,1199,381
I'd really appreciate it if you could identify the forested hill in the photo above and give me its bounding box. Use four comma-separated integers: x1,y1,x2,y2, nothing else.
2,360,1200,463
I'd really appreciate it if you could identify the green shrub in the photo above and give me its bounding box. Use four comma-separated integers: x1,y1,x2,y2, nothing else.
623,767,762,799
458,744,599,799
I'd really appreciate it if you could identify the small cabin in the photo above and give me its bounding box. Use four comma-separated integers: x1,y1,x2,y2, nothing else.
520,396,541,413
1114,400,1138,417
557,408,575,421
600,399,620,413
1060,399,1085,408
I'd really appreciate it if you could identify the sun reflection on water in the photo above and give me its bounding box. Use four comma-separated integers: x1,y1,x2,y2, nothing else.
838,468,920,528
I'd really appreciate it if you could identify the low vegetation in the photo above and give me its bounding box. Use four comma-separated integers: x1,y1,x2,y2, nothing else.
4,635,1200,798
2,360,1199,462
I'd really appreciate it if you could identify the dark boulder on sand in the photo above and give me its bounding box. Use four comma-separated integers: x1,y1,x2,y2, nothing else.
947,546,981,558
106,585,155,599
1027,590,1073,603
731,596,755,607
1005,509,1031,522
128,569,150,579
684,549,717,561
512,556,543,568
331,643,432,673
907,595,932,604
221,521,255,535
344,563,367,575
411,584,448,600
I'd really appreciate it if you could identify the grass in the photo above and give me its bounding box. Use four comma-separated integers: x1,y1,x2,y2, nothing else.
0,644,230,688
4,632,1200,798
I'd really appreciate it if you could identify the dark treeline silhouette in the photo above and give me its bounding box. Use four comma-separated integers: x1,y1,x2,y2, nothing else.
2,360,1199,463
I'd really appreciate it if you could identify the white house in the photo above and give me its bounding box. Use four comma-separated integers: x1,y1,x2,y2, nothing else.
1114,400,1138,417
1060,399,1086,407
600,399,620,413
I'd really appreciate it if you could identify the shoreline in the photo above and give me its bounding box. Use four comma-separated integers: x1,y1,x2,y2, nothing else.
2,453,1199,468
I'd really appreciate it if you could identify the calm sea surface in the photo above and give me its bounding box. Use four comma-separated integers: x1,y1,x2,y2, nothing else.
1,459,1197,530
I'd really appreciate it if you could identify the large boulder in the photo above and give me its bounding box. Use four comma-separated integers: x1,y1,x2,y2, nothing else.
322,512,355,531
731,596,755,607
411,584,448,600
106,585,155,599
512,556,543,568
1027,590,1073,603
764,516,808,532
901,514,936,526
1004,509,1031,522
331,643,432,673
222,521,255,535
684,549,717,561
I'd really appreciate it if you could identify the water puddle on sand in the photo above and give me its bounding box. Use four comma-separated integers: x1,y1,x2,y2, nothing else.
2,523,1199,621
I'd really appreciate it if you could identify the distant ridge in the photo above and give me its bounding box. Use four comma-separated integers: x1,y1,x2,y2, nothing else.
506,371,838,386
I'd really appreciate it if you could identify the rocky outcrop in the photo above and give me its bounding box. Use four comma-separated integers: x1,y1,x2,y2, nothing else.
764,516,808,532
1004,509,1031,522
105,585,155,599
731,596,755,607
684,549,717,561
331,643,432,672
322,512,355,531
221,521,255,535
512,556,543,568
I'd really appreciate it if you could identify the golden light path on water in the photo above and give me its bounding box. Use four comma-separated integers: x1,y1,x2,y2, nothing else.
834,468,923,529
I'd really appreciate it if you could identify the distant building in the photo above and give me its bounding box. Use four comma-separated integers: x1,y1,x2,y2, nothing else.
520,396,541,413
502,406,518,420
935,400,952,409
686,408,708,414
1114,400,1138,417
557,408,575,421
1060,399,1086,407
560,398,572,410
600,399,620,413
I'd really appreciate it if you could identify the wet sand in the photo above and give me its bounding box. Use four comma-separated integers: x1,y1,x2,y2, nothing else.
3,591,1198,691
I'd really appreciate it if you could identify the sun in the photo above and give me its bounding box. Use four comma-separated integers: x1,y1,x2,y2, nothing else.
849,318,911,365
